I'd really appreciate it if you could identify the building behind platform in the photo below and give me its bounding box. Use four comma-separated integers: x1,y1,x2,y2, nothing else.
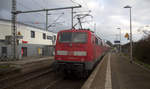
0,19,57,60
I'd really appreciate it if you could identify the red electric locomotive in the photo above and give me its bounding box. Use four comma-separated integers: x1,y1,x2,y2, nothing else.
54,29,108,75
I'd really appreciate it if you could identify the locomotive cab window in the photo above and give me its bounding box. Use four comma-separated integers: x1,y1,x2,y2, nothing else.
59,32,87,43
72,32,87,43
59,32,72,42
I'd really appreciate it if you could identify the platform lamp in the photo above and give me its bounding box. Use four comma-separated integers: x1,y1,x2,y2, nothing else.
124,5,133,63
117,27,121,53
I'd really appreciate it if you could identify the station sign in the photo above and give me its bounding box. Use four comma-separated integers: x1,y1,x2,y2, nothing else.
114,40,120,43
22,40,28,43
125,33,129,40
15,35,23,39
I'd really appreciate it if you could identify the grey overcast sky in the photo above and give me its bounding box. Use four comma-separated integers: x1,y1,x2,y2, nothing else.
0,0,150,44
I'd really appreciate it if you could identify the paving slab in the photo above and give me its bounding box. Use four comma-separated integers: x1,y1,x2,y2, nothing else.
0,56,54,74
81,54,109,89
111,53,150,89
82,52,150,89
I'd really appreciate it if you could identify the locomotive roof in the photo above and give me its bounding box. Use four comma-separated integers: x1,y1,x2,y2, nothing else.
58,29,93,33
58,29,109,46
59,29,102,39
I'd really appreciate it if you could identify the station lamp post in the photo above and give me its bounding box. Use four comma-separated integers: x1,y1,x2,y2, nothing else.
124,5,133,63
117,27,121,52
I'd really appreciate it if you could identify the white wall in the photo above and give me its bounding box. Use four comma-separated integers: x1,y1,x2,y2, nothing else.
0,20,57,45
0,21,11,39
18,26,56,45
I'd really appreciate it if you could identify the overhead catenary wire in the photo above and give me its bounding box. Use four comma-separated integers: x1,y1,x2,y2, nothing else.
80,0,97,31
17,1,45,16
17,2,40,26
15,0,82,31
70,0,95,30
70,0,81,6
48,13,64,28
82,0,91,11
17,1,45,21
17,1,50,28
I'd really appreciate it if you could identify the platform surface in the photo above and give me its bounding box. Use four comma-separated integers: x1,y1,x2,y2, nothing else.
82,52,150,89
0,56,54,74
0,56,54,65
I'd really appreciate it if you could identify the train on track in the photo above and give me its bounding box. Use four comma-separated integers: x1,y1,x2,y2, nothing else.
54,29,109,76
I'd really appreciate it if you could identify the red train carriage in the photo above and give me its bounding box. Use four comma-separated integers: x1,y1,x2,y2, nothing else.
54,29,108,75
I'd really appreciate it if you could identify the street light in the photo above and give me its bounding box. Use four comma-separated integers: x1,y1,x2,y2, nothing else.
117,27,121,52
124,5,133,63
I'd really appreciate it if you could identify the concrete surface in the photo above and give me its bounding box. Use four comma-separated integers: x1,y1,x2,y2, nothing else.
111,53,150,89
81,54,108,89
0,56,54,74
105,53,112,89
81,52,150,89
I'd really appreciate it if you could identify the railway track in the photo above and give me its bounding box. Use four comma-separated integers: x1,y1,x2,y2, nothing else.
10,71,86,89
3,70,86,89
14,71,63,89
44,78,86,89
0,66,53,89
0,65,87,89
43,78,63,89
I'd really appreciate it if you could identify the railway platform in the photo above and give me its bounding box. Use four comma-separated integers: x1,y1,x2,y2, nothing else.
0,56,54,74
82,52,150,89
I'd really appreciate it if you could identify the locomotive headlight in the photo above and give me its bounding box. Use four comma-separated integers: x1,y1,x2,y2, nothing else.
74,51,87,56
57,50,68,55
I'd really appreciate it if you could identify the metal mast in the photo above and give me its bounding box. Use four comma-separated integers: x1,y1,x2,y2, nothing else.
12,0,17,59
16,5,81,30
129,7,133,63
11,2,81,59
71,8,74,29
46,10,48,31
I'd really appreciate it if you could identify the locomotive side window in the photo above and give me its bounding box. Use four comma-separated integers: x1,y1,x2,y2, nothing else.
98,39,101,46
59,32,87,43
101,40,103,46
72,32,87,43
101,41,104,46
95,37,98,45
91,35,95,44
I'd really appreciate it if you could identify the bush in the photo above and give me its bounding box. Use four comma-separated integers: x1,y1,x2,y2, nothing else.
133,34,150,64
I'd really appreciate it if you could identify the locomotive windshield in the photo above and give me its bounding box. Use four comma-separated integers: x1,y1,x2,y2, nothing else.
59,32,87,43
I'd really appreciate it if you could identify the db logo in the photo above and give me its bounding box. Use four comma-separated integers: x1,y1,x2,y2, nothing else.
68,51,73,55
